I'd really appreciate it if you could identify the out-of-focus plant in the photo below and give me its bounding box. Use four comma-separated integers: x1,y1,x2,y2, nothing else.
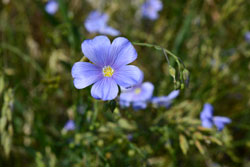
0,88,14,157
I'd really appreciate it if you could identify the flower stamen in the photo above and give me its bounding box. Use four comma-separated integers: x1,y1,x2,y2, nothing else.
103,66,114,77
134,88,141,94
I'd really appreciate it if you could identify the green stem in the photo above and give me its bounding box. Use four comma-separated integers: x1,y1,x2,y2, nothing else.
133,42,177,60
58,0,79,51
133,42,183,68
1,43,45,75
133,42,184,83
92,100,99,123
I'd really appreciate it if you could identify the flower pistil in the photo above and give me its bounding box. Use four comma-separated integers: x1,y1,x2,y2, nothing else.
103,66,114,77
134,88,141,94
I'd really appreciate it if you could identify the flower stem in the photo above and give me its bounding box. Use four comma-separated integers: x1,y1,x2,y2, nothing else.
133,42,186,88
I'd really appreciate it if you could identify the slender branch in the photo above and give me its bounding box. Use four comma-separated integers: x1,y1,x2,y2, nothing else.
133,42,185,85
162,48,170,64
133,42,180,63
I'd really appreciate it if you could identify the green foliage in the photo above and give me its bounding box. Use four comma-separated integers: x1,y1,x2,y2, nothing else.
179,134,189,155
0,0,250,166
0,89,14,157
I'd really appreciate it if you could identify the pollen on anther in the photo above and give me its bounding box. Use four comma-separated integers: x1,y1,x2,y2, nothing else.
134,88,141,94
103,66,114,77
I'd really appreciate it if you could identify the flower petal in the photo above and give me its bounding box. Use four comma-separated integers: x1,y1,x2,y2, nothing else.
63,120,76,131
45,0,58,15
119,100,131,108
200,103,214,120
109,37,138,68
133,82,154,102
201,119,213,129
120,90,134,102
150,0,163,11
141,0,162,20
137,70,144,85
213,116,231,131
81,36,111,67
143,11,158,20
71,62,102,89
91,78,118,101
213,116,231,124
141,82,154,99
99,26,120,36
84,11,108,33
151,96,173,108
152,96,167,105
133,101,147,110
167,90,180,101
113,65,142,88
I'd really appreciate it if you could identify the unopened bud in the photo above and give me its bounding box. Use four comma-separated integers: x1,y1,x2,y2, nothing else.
169,65,176,79
181,83,184,89
128,149,135,156
183,69,190,86
97,140,104,147
117,138,123,144
174,81,180,89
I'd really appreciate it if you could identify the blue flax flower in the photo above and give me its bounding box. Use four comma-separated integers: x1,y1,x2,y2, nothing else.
72,36,142,101
245,31,250,42
119,73,154,109
141,0,163,20
200,103,231,131
45,0,58,15
127,134,133,141
63,120,75,131
151,90,180,108
85,11,120,36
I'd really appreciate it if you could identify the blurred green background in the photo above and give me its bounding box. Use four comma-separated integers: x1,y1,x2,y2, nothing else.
0,0,250,166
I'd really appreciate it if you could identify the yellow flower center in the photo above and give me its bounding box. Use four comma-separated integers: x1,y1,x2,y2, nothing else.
102,66,114,77
134,88,141,94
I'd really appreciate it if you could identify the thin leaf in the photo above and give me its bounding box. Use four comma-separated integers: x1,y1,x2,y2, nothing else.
179,134,189,155
195,140,205,155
